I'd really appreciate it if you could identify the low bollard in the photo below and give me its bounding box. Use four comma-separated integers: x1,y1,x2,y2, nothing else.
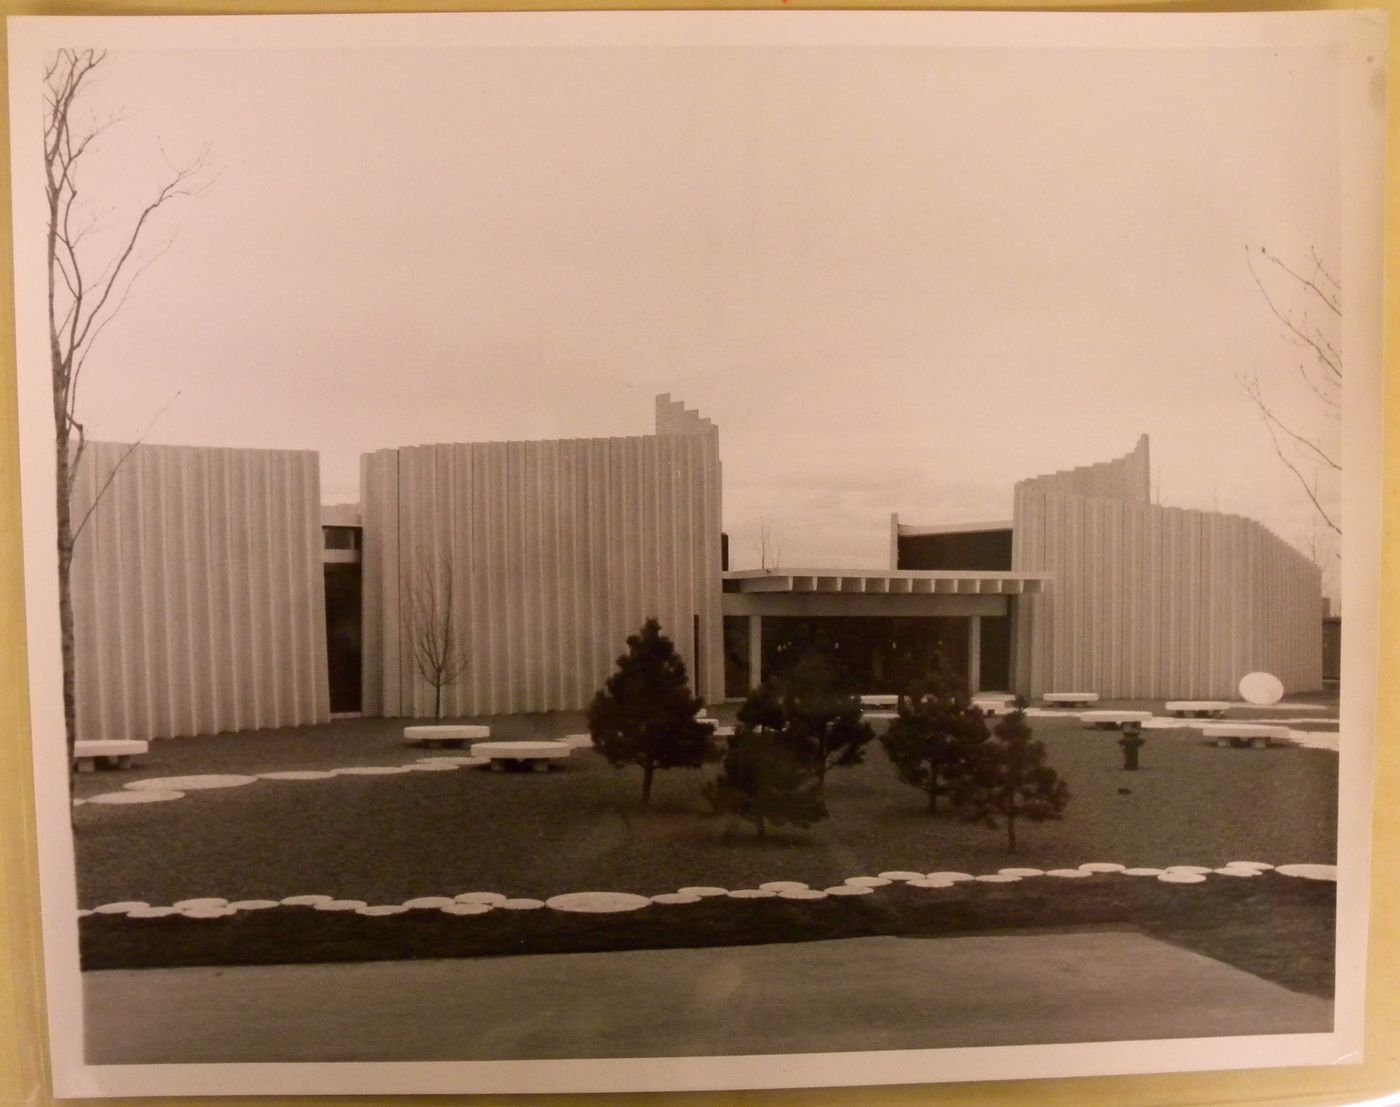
1118,722,1146,770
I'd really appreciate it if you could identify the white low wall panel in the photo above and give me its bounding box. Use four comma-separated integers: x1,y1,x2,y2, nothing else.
70,442,330,741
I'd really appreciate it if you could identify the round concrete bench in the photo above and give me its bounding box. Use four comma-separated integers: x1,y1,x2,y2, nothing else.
972,698,1013,716
403,725,490,749
74,739,148,772
472,741,572,771
859,694,899,708
1164,701,1232,718
1199,723,1291,749
1042,692,1099,707
1081,710,1153,730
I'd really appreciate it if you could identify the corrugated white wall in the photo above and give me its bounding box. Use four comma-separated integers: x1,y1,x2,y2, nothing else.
1012,477,1323,699
360,417,724,717
70,442,330,740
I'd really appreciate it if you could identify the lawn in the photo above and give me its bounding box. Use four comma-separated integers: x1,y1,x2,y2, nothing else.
74,698,1340,990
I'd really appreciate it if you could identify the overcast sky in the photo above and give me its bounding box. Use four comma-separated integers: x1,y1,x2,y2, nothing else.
32,29,1344,583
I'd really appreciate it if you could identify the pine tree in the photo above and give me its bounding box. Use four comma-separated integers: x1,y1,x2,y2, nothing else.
953,704,1069,852
587,618,714,805
704,720,826,838
739,652,874,784
880,667,989,814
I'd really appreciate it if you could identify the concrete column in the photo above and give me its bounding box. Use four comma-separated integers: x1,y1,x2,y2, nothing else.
968,614,982,693
748,614,763,689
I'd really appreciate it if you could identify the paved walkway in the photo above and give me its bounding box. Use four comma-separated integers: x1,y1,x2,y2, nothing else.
84,931,1331,1063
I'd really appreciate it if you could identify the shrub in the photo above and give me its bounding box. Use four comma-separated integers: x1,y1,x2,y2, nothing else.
880,669,989,814
738,652,875,784
587,618,715,805
705,721,827,838
953,704,1069,852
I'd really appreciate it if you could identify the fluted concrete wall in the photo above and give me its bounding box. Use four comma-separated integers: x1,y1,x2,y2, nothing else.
70,442,330,740
1018,435,1151,503
1011,477,1322,699
361,412,724,717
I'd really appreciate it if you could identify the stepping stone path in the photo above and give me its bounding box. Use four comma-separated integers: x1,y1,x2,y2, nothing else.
403,897,456,909
358,905,409,917
89,790,185,805
1275,863,1337,881
844,877,891,888
125,775,257,791
906,878,958,889
677,886,729,898
877,871,923,882
545,891,652,913
1045,869,1092,878
333,766,413,776
407,762,461,772
127,906,181,918
499,898,545,910
174,897,228,910
975,874,1021,883
281,895,333,907
1000,868,1044,877
728,889,777,899
1158,872,1207,884
313,899,368,912
926,872,975,883
651,893,702,905
454,892,507,906
183,905,238,919
1079,863,1127,873
229,899,279,910
1123,868,1165,876
94,901,148,914
825,886,872,896
758,881,808,893
778,888,827,900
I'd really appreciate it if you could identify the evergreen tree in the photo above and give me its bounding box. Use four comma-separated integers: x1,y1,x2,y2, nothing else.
705,720,826,838
953,703,1069,852
880,667,989,814
739,652,875,784
587,618,713,805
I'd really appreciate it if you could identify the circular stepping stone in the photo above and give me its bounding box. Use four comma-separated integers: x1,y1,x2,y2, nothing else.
651,893,702,905
906,878,957,889
727,889,777,899
546,891,652,914
440,903,492,916
1046,869,1093,879
125,775,256,791
454,892,507,906
313,899,368,912
281,895,333,907
778,888,828,900
1213,867,1260,877
1164,865,1213,875
1275,863,1338,881
877,871,922,882
182,905,238,919
407,762,461,772
173,897,229,910
676,886,728,898
72,799,86,807
758,881,808,893
127,906,181,919
228,899,280,911
77,910,94,918
333,766,413,776
975,874,1021,883
259,770,336,781
1079,863,1126,873
825,885,872,896
357,905,409,917
1000,868,1044,877
925,872,975,883
499,898,545,910
1123,868,1165,877
1158,872,1208,884
89,790,185,805
844,877,891,888
1226,861,1275,871
94,901,148,914
403,897,456,910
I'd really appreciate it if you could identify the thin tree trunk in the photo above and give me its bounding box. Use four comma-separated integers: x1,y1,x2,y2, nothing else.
756,813,766,838
1007,812,1017,853
926,779,938,815
642,761,655,806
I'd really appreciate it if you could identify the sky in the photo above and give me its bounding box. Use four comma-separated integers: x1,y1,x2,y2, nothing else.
30,29,1346,589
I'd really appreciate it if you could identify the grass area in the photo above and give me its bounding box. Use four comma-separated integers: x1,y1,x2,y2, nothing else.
76,705,1339,906
73,697,1340,985
80,871,1336,998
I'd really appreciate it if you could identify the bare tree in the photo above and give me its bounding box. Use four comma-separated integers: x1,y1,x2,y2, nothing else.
404,561,470,721
1237,244,1341,536
45,49,211,762
757,520,782,571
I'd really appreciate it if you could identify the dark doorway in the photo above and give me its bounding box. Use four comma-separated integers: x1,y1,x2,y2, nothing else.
324,562,362,713
980,615,1011,691
723,616,752,698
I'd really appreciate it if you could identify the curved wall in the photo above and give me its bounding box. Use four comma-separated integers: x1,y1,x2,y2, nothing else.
1011,440,1322,698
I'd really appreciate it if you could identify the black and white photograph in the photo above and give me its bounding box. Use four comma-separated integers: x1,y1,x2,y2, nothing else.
6,10,1386,1098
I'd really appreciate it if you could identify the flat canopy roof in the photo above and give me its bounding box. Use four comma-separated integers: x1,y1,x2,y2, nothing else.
722,569,1051,596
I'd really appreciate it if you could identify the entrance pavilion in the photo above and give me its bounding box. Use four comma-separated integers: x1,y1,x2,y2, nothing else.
720,569,1053,699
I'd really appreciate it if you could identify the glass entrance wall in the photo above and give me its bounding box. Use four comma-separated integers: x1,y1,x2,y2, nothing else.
760,616,973,695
